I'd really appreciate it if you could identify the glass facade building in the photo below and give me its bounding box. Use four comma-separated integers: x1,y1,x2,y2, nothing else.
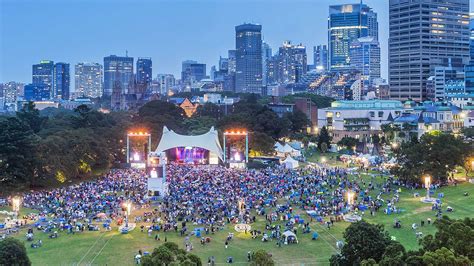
53,62,70,100
235,23,263,94
181,60,206,85
328,4,378,72
136,58,152,85
313,45,328,70
103,55,134,96
32,60,54,98
349,36,381,87
24,83,50,101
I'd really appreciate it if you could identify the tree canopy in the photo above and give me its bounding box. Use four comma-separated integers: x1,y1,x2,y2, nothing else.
0,238,31,266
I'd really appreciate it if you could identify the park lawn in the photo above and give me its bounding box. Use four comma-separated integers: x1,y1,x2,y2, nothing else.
304,151,346,168
3,180,470,266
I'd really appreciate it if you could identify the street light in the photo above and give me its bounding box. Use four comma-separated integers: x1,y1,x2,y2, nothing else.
12,196,21,219
321,157,327,164
347,191,354,206
124,201,132,228
424,175,431,200
391,143,398,150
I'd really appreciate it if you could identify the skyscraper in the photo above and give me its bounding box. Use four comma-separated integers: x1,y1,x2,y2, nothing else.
262,41,272,86
103,55,134,96
24,84,50,101
470,13,474,61
235,23,263,94
136,58,152,86
328,3,378,72
32,60,54,98
53,62,70,100
313,45,328,70
181,60,206,85
389,0,470,101
75,63,103,99
276,41,307,84
156,74,176,95
349,37,381,87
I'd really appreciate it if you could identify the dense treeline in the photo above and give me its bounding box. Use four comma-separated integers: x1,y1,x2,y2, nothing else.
0,95,318,192
391,131,473,184
330,217,473,265
0,103,131,192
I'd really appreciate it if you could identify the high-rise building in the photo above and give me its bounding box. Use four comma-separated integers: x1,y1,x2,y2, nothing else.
181,60,206,85
219,56,229,72
470,13,474,61
465,64,474,94
32,60,54,98
262,41,272,86
328,3,378,72
389,0,470,101
75,63,103,99
24,83,50,101
235,23,263,94
275,41,307,84
227,50,237,74
313,45,328,70
2,82,22,110
53,62,70,100
103,55,134,96
136,58,152,86
156,74,176,95
349,37,381,87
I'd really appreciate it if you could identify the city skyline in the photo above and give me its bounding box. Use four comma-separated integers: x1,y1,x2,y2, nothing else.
0,0,419,85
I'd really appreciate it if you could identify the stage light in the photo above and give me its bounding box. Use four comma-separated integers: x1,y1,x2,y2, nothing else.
133,153,140,161
234,153,241,161
150,168,158,178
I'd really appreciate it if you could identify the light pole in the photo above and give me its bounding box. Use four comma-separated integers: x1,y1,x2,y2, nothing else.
125,201,132,228
347,191,354,207
12,196,21,220
424,175,431,200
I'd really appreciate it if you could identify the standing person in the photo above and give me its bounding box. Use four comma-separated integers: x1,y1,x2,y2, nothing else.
225,240,228,249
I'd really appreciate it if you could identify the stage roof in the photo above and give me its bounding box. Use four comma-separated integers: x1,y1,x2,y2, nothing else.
154,126,223,160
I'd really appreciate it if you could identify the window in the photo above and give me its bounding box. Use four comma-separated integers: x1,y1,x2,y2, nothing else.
378,111,384,118
370,111,375,118
336,112,341,118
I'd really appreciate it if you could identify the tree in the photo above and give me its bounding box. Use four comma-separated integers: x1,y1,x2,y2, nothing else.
284,110,310,132
392,133,468,184
330,220,391,265
0,238,31,266
422,247,470,266
318,126,332,152
379,242,406,266
16,102,45,133
338,137,358,150
142,242,201,266
281,93,334,108
251,250,274,266
419,216,474,260
0,118,39,189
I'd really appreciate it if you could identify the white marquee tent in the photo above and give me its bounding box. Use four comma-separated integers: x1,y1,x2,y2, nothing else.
282,156,299,169
275,143,301,158
154,126,223,164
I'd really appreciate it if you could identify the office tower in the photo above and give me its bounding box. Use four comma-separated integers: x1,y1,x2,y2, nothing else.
24,83,50,101
181,60,206,85
313,45,328,70
262,41,272,85
32,60,54,98
328,3,378,72
275,41,307,84
156,74,176,95
389,0,470,101
429,62,464,101
2,82,21,110
53,62,70,100
103,55,134,96
227,50,236,74
464,63,474,94
136,58,152,86
470,13,474,61
75,63,103,98
235,23,263,94
219,56,229,72
349,37,381,87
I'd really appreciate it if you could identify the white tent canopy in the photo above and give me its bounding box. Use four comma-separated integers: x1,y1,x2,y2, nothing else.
154,126,223,162
282,230,298,244
275,143,301,157
283,156,299,169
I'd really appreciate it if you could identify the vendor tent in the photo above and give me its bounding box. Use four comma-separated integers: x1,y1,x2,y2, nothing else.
283,156,299,169
275,143,300,157
282,230,298,244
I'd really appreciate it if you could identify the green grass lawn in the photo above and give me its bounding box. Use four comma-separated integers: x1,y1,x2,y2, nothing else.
3,160,474,265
